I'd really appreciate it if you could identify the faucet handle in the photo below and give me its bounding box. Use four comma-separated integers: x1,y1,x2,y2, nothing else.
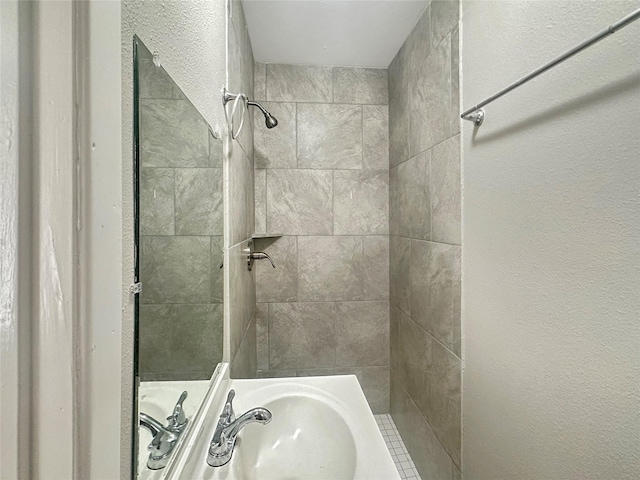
167,391,188,430
222,389,235,422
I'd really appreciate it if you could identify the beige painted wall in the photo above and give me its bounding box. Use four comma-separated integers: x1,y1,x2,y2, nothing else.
461,1,640,478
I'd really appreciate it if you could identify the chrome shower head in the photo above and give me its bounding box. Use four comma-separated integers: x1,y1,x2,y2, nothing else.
248,100,278,129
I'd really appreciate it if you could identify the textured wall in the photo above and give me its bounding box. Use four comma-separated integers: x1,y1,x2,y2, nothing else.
228,0,258,379
388,1,462,478
121,0,226,473
462,1,640,478
137,44,224,381
252,62,391,413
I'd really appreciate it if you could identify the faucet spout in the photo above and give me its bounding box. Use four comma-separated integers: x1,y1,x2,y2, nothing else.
207,390,272,468
140,412,166,437
222,407,272,440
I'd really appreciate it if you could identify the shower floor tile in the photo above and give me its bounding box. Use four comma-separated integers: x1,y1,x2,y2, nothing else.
375,414,422,480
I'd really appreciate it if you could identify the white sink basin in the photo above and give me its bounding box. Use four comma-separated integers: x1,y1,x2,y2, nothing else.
138,380,210,479
168,372,399,480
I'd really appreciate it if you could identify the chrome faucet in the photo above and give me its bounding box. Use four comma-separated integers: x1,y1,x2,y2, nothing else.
207,389,272,467
139,391,189,470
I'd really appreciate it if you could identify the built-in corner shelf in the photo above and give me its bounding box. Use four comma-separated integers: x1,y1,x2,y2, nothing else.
251,233,283,239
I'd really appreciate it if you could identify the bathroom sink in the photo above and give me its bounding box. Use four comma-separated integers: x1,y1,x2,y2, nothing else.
232,394,357,479
168,371,399,480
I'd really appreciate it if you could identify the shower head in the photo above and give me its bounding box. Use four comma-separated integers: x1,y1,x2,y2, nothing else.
248,100,278,129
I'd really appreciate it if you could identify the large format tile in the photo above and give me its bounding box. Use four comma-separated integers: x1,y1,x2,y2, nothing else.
410,34,451,156
334,170,389,235
389,85,410,167
256,303,269,371
333,67,388,105
209,130,223,168
231,317,257,379
410,240,456,349
254,102,296,169
138,304,173,373
428,338,461,468
169,304,224,373
266,169,333,235
269,302,336,369
174,168,223,235
390,374,454,480
297,236,364,302
363,236,390,300
254,168,266,234
266,64,332,103
363,105,389,170
396,151,431,240
335,301,389,367
450,26,460,136
431,0,459,47
139,99,209,167
431,135,461,245
255,236,298,302
140,168,174,235
140,236,211,304
210,236,224,303
228,239,256,364
137,50,174,99
297,104,362,169
254,62,266,101
228,143,255,246
390,235,411,314
452,246,461,357
404,3,432,86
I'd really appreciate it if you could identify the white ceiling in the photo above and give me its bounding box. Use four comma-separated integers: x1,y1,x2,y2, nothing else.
242,0,429,68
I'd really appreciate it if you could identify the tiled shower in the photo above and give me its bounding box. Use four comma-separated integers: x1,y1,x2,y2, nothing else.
225,1,461,478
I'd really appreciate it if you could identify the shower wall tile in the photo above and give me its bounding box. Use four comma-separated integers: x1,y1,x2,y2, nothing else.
390,375,454,480
269,302,336,369
140,168,175,235
140,236,212,304
174,168,223,235
363,105,389,170
452,246,461,357
255,236,298,303
431,0,460,47
169,304,224,373
363,236,389,301
388,86,411,167
231,316,257,379
395,151,431,240
388,4,461,476
410,240,455,349
254,101,296,169
297,236,364,302
256,303,269,371
428,338,461,467
334,170,389,235
138,304,223,375
450,27,460,136
333,67,388,105
266,64,333,103
254,168,267,234
266,169,333,235
228,239,256,369
138,53,174,99
255,62,390,411
335,301,390,367
390,235,411,315
228,142,255,247
254,62,266,101
139,99,209,167
297,103,363,169
211,236,224,303
431,135,461,245
409,35,451,156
